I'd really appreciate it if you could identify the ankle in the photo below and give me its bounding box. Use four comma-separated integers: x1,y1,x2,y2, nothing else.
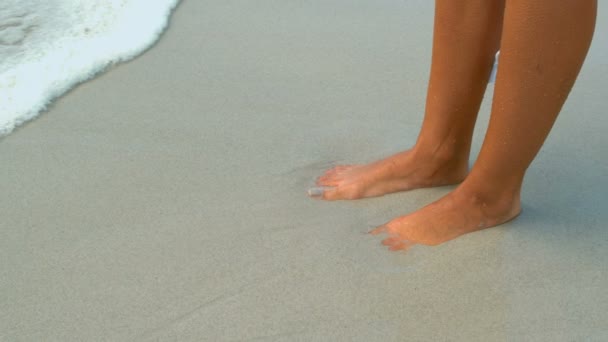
456,180,522,220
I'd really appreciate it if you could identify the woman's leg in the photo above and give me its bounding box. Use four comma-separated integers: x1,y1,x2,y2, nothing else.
373,0,597,249
311,0,505,200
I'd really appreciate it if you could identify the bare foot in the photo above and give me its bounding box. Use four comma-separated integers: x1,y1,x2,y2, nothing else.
370,185,521,249
310,148,468,200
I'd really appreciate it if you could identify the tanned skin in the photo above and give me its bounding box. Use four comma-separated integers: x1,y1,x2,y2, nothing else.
312,0,597,250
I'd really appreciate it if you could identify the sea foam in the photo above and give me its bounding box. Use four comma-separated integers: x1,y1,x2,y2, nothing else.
0,0,181,136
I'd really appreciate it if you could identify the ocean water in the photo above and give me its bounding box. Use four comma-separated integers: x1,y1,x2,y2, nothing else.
0,0,181,136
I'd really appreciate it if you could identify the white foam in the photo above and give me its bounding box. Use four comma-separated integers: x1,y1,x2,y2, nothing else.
0,0,181,136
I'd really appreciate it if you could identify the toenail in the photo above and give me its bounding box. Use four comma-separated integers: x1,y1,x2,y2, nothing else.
308,186,333,197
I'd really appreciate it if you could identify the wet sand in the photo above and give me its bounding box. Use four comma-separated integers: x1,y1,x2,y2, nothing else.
1,1,607,340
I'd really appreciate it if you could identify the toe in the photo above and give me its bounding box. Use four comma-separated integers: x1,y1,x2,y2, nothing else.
388,241,413,251
381,236,401,246
308,186,341,200
308,186,327,198
369,225,388,235
320,186,342,200
317,173,338,182
381,237,414,251
316,176,341,187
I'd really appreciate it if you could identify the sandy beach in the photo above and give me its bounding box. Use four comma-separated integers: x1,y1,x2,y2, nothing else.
1,1,607,340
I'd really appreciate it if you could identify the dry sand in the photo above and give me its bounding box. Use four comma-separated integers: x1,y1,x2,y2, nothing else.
1,1,607,341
